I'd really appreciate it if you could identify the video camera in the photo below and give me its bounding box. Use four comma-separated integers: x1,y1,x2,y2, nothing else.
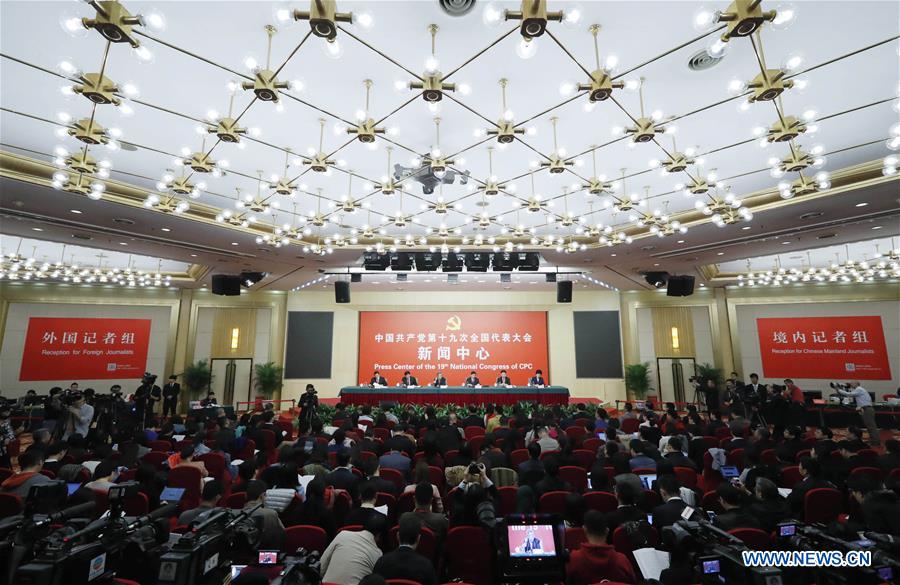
157,503,262,585
142,372,158,387
662,518,783,585
15,482,175,585
775,522,899,585
266,549,323,585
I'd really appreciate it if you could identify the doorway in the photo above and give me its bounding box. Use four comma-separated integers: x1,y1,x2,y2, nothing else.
210,358,254,407
656,357,696,405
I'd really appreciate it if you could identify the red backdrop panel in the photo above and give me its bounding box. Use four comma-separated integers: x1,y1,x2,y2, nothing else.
756,316,892,380
20,317,152,381
357,311,549,386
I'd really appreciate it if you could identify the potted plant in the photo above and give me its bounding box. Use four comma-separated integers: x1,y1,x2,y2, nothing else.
624,362,651,400
181,359,212,399
253,362,284,403
696,363,724,386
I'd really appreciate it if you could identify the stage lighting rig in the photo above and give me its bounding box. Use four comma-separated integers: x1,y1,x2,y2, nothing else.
346,80,386,144
541,117,574,174
241,26,293,103
304,119,337,172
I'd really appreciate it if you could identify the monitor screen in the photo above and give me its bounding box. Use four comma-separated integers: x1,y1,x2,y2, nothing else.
638,474,657,490
67,482,82,496
877,567,893,581
719,465,739,478
160,487,185,502
258,551,278,565
702,559,721,574
231,565,246,579
507,524,557,558
596,431,606,442
778,523,796,537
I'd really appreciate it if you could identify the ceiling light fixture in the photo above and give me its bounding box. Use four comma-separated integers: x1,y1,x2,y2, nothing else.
304,118,337,172
404,24,457,105
540,117,574,173
580,148,615,195
345,79,386,143
481,78,528,144
562,24,626,104
241,25,290,103
616,78,673,144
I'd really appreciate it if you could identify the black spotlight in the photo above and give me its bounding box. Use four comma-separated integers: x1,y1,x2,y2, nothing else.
351,273,362,283
211,274,241,296
517,252,540,271
415,252,441,271
335,281,350,303
391,252,414,271
557,280,573,303
363,252,390,271
643,271,670,289
667,275,696,297
466,252,490,272
443,253,464,272
240,271,266,287
492,252,515,271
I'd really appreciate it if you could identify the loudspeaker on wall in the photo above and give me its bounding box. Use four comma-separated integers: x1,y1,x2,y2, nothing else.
335,281,350,303
666,275,696,297
557,280,572,303
211,274,241,296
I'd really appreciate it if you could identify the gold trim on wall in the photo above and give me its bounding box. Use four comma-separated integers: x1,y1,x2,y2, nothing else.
651,306,696,357
211,308,257,358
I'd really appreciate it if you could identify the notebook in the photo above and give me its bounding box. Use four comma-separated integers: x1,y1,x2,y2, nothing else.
633,548,670,580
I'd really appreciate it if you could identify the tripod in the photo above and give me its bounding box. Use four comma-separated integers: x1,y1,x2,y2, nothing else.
692,384,707,412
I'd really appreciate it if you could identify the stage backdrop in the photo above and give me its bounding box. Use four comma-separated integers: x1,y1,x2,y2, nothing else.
358,311,549,386
756,316,892,380
20,317,152,381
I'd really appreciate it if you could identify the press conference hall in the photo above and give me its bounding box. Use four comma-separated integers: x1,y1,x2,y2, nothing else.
0,1,898,585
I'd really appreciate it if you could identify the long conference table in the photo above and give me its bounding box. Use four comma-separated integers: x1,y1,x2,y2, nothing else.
339,385,570,406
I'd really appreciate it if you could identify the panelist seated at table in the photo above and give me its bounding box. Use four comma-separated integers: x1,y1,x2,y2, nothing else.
464,371,481,388
400,371,419,387
370,370,388,386
496,370,512,386
432,371,448,387
528,369,546,387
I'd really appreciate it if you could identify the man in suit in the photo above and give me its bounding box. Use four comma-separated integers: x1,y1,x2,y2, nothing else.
628,440,656,471
385,424,416,455
605,481,648,534
370,371,388,386
877,439,900,473
787,457,835,515
344,481,387,528
378,449,412,479
325,451,360,502
529,369,546,387
496,369,512,386
162,375,180,417
432,370,447,386
651,475,695,529
662,437,696,470
518,529,542,553
464,371,480,387
517,442,546,488
713,484,761,531
373,514,437,585
724,422,749,452
461,405,484,428
362,459,399,496
400,371,418,387
400,482,449,547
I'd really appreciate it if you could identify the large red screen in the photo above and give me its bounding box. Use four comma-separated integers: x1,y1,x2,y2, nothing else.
756,316,892,380
20,317,152,381
357,311,549,386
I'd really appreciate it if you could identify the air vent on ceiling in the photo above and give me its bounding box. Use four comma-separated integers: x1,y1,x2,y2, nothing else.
71,234,92,240
112,218,135,225
799,211,824,220
119,143,138,152
688,48,725,71
816,233,837,239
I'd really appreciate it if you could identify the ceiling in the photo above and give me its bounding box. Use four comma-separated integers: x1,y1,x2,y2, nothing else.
0,234,190,273
1,0,898,292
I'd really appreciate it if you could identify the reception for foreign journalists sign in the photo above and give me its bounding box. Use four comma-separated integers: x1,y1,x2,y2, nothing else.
358,311,549,386
756,316,892,380
20,317,152,381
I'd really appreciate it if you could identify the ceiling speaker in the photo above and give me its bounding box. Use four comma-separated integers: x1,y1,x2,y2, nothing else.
545,273,557,283
557,280,572,303
666,275,696,297
351,273,362,283
335,281,350,303
211,274,241,296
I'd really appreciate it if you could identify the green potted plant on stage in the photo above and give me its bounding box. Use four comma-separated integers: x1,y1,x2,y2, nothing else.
181,359,212,399
624,362,651,400
254,362,284,403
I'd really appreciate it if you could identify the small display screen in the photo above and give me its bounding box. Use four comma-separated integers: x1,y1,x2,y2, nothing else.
779,524,796,537
876,567,892,581
707,510,717,522
507,524,557,558
720,465,739,478
647,514,653,525
230,565,246,579
638,474,656,490
160,487,185,502
67,482,81,496
702,559,721,574
258,551,278,565
596,432,606,442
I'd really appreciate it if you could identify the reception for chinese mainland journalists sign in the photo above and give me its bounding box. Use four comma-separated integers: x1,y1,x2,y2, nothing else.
357,311,549,386
756,316,892,380
19,317,152,381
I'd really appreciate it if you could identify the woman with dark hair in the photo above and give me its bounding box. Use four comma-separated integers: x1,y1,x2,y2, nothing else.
293,479,336,537
402,460,443,512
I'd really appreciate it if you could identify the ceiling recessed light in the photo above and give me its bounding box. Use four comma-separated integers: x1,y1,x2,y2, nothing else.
677,240,685,243
741,226,751,230
161,228,171,232
610,253,617,257
190,254,197,257
781,241,791,244
119,242,128,246
871,226,883,230
717,252,724,255
32,227,43,231
231,242,239,245
855,202,868,207
653,263,660,266
70,209,82,214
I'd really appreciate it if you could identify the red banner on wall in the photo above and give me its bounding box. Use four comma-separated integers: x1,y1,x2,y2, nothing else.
756,316,892,380
20,317,152,381
358,311,549,386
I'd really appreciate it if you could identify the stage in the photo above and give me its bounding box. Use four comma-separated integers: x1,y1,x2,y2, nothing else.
338,385,571,406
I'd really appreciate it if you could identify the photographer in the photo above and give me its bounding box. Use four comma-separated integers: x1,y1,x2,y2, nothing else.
62,392,93,441
134,373,161,429
298,384,319,427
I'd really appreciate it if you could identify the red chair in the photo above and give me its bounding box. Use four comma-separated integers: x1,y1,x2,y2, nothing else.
584,491,617,513
224,492,247,509
538,490,569,514
612,524,658,556
284,525,328,553
7,440,20,460
375,492,398,523
0,493,23,518
397,491,417,515
386,580,422,585
140,451,169,470
715,427,732,440
498,485,518,517
701,436,719,450
359,450,378,463
539,450,560,462
510,449,530,469
444,526,493,585
559,466,587,492
123,492,149,516
760,449,777,466
673,467,697,490
464,426,485,440
856,449,878,462
794,449,811,462
339,524,363,533
850,466,883,483
565,526,588,550
780,466,803,489
572,449,595,470
389,525,436,560
428,466,445,493
468,436,485,454
148,440,172,452
565,427,587,445
727,448,746,470
582,438,603,453
641,490,661,512
621,419,640,434
729,528,771,550
0,468,12,483
372,428,391,443
233,438,256,462
167,466,203,510
256,429,277,463
804,488,843,524
332,490,352,525
379,468,407,493
276,420,294,441
701,490,723,513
